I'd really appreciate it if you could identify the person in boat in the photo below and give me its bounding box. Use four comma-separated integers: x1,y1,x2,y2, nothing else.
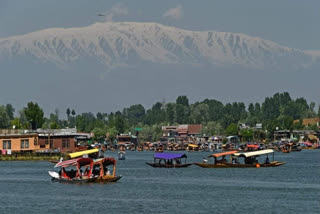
265,156,270,164
245,157,253,164
106,168,110,176
232,157,237,164
69,169,75,179
98,147,104,158
203,157,208,163
221,156,227,163
84,167,89,176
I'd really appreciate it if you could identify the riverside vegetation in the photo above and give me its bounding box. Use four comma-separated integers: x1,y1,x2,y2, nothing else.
0,92,319,143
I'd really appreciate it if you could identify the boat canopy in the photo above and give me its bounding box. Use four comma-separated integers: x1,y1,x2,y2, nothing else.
247,144,259,148
77,158,93,168
54,158,93,168
234,149,274,158
68,149,99,159
94,157,117,166
210,151,238,158
154,152,187,160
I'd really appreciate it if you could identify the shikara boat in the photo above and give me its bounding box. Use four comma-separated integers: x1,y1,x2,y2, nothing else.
118,151,126,160
146,152,192,168
48,158,98,183
92,157,122,183
193,151,238,168
223,149,286,168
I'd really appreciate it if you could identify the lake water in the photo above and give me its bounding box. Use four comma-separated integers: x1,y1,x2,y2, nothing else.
0,150,319,214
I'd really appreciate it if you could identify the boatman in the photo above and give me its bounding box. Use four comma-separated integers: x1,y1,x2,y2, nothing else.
203,157,208,163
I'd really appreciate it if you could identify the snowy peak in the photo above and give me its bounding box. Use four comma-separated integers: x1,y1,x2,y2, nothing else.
0,22,319,70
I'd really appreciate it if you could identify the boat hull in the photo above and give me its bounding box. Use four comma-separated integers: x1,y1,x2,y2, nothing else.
145,162,192,168
48,171,98,183
221,161,286,168
193,161,286,168
193,163,229,168
93,175,122,183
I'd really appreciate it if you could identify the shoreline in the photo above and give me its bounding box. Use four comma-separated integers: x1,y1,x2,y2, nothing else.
0,155,61,161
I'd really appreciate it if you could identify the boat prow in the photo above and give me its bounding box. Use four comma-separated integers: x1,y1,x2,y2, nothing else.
48,171,59,179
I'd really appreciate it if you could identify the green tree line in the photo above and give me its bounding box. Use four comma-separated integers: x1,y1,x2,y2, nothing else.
1,92,319,142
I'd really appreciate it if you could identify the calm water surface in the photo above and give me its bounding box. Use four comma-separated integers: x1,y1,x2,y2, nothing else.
0,150,319,214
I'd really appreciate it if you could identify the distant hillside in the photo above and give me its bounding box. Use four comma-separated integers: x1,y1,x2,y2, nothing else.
0,22,319,71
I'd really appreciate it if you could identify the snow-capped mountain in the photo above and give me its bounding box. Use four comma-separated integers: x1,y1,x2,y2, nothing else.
0,22,319,70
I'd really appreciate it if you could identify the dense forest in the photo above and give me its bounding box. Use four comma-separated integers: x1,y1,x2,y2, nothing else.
0,92,319,143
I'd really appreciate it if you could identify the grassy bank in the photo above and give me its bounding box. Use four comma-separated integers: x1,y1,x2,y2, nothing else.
0,155,61,161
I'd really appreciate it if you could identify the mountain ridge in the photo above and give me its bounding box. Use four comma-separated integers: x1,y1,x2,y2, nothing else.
1,22,319,71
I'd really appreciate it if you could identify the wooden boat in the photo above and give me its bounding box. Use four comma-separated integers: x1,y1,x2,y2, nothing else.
223,149,286,168
146,152,192,168
91,157,122,183
155,147,164,153
195,149,285,168
118,151,125,160
48,158,98,183
187,143,199,152
193,151,238,168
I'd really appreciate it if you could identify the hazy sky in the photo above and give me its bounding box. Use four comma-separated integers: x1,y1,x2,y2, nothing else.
0,0,319,115
0,0,319,50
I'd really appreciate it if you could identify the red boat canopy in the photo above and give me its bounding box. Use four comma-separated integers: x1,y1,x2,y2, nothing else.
77,158,93,167
210,151,238,158
54,158,93,168
54,158,81,168
94,157,117,166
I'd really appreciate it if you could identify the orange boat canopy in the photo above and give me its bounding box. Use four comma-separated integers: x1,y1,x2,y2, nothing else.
210,151,238,158
247,144,259,148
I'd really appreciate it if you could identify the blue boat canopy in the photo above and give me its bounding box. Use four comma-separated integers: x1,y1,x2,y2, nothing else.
154,153,187,160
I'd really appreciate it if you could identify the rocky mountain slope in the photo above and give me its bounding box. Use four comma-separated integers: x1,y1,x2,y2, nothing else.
1,22,319,71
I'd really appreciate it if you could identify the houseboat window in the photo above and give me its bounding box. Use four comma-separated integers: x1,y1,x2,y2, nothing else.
21,139,29,149
45,139,53,145
62,139,70,148
3,140,11,149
